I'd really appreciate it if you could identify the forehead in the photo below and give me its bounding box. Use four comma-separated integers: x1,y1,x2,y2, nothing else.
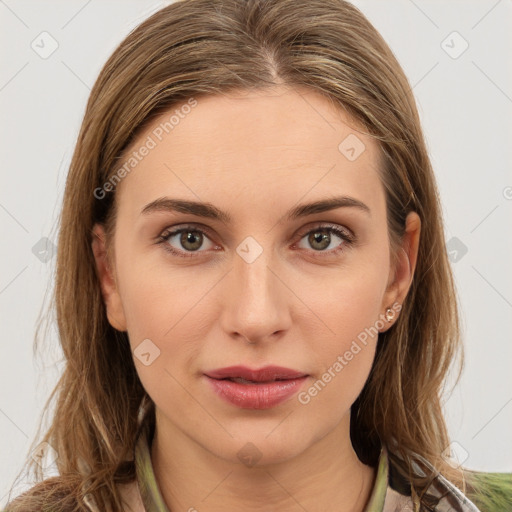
115,86,385,222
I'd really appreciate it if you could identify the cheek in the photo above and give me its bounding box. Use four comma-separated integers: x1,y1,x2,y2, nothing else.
296,283,382,424
120,276,173,342
114,257,214,390
301,253,388,349
294,256,388,412
115,240,208,341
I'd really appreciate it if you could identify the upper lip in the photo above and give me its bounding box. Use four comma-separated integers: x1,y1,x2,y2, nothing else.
204,365,308,382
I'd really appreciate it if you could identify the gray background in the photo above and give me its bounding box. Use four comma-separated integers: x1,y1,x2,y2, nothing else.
1,0,511,505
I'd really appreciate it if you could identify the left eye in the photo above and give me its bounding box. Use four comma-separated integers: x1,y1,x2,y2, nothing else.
156,224,354,258
295,226,352,253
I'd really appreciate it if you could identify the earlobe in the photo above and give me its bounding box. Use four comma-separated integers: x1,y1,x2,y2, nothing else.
91,223,127,332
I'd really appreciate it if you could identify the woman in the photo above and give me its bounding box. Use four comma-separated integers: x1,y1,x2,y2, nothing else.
4,0,511,510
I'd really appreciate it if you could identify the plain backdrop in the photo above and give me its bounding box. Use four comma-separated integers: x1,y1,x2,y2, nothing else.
1,0,511,506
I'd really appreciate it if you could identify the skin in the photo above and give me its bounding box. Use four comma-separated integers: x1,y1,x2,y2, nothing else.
92,85,420,512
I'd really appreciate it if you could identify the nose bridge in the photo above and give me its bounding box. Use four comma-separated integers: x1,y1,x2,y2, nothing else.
222,236,290,341
235,240,280,311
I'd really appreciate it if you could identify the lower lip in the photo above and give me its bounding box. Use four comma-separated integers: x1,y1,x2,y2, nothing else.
205,375,308,409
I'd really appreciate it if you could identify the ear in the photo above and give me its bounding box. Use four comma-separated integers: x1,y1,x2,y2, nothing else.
91,223,127,332
379,211,421,332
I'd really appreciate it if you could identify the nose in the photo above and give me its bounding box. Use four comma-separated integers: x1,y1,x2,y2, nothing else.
219,246,292,345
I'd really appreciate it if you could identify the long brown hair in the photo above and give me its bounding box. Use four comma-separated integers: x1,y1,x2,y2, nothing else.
5,0,465,509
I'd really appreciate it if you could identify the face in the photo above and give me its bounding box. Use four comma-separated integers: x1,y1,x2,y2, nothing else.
92,86,419,466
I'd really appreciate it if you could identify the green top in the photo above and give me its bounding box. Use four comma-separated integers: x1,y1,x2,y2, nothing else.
132,418,512,511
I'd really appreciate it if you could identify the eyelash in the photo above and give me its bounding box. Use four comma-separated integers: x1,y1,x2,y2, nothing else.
155,223,356,259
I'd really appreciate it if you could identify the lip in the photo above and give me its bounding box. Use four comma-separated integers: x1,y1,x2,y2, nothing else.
204,365,309,409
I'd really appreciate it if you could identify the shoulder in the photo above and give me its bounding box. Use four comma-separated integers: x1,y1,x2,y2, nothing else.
2,478,81,512
386,448,508,512
464,470,512,512
2,479,144,512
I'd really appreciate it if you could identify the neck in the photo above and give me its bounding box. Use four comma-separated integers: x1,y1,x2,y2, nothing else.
151,412,377,512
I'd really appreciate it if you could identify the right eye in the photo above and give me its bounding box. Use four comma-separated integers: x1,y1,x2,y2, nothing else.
156,225,220,258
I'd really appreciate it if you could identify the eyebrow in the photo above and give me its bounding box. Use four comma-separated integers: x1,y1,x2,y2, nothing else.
140,195,371,223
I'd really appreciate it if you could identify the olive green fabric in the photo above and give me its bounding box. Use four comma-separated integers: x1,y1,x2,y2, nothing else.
465,471,512,511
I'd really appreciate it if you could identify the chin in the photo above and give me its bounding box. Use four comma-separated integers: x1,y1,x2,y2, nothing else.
204,424,316,468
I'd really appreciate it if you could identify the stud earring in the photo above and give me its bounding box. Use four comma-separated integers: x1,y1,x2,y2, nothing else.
385,307,396,322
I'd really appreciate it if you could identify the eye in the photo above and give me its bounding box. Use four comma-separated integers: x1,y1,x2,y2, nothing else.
156,225,218,258
295,224,355,255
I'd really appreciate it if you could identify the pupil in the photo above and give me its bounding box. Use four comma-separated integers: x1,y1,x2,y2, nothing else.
310,230,329,250
181,231,202,251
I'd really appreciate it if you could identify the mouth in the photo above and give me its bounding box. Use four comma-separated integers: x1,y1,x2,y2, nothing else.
203,365,309,409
